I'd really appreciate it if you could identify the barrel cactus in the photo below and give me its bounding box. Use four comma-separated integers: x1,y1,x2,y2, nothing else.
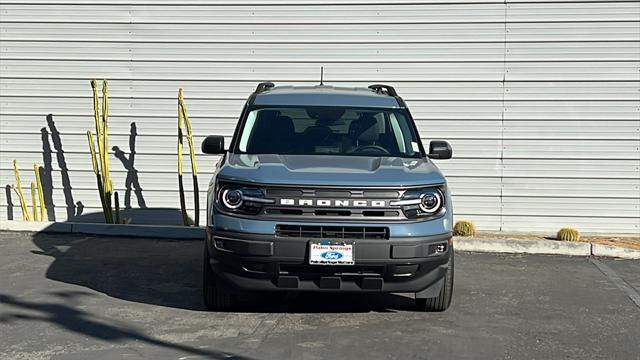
453,220,476,237
556,227,580,241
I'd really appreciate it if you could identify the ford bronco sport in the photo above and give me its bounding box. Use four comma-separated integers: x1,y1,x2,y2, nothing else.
201,82,454,311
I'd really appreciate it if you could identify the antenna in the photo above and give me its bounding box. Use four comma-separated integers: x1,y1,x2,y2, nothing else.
320,66,324,85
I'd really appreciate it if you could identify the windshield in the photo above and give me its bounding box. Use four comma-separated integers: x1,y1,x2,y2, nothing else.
236,106,423,158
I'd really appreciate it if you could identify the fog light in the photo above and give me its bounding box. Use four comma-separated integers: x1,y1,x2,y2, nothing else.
435,244,447,254
242,261,267,273
393,264,419,277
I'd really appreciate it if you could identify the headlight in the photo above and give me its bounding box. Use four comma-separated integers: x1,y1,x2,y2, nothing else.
390,187,445,219
419,191,441,213
222,189,243,209
216,182,274,215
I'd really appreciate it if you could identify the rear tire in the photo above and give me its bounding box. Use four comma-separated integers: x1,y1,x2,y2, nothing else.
416,252,454,312
203,243,233,311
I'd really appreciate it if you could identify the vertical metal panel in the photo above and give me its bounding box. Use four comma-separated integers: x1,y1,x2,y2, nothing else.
502,0,640,233
0,1,638,233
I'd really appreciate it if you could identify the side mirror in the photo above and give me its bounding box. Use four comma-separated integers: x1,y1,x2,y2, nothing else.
201,135,225,154
427,140,452,160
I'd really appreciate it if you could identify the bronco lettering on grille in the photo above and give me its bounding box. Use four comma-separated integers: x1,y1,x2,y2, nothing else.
278,199,387,207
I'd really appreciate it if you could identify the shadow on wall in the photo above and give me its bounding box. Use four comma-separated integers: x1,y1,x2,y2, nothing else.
4,116,193,225
4,185,13,221
113,122,147,209
1,114,79,222
43,114,79,220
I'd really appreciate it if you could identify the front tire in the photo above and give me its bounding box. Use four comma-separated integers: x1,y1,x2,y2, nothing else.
416,252,454,312
203,243,233,311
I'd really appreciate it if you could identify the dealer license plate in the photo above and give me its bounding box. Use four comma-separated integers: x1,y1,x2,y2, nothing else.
309,241,354,266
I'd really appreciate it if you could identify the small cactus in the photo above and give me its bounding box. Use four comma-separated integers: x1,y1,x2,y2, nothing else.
556,227,580,241
453,220,476,237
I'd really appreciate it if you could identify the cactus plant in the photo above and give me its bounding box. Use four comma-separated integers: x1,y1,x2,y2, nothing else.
453,220,476,237
556,227,580,241
177,88,199,227
88,79,114,223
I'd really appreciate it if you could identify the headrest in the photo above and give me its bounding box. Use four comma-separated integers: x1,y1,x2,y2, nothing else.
303,125,333,146
276,116,295,134
357,121,378,144
255,109,280,122
306,107,345,126
252,110,279,132
349,114,378,144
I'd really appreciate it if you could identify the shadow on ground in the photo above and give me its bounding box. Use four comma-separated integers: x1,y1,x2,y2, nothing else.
0,291,252,360
30,232,414,313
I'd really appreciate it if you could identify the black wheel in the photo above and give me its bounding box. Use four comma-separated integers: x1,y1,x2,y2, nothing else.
416,252,454,312
203,243,233,311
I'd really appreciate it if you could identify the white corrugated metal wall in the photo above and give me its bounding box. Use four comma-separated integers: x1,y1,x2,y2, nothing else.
1,0,639,232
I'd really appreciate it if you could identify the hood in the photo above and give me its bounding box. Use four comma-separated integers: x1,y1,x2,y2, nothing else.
218,154,446,187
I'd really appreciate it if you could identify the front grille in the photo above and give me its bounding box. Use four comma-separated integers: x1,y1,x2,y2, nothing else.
261,185,407,221
275,225,389,240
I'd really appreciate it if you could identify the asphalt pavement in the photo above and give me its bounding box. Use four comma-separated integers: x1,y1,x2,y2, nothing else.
1,231,638,360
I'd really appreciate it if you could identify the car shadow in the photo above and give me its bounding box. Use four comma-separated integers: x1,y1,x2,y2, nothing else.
31,231,416,314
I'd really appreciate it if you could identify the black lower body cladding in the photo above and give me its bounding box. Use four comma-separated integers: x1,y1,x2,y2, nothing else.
204,227,452,294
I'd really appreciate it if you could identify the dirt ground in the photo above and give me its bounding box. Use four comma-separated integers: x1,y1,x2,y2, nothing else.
466,231,640,250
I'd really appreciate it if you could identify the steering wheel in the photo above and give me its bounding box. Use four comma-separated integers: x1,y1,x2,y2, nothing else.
352,145,390,155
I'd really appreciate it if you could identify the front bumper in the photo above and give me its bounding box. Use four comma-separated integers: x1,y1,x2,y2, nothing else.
206,227,452,293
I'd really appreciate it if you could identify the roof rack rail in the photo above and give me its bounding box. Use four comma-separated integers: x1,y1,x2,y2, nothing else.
368,84,398,97
255,82,275,94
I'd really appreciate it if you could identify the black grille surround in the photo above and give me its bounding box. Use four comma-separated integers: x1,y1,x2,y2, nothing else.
276,225,389,240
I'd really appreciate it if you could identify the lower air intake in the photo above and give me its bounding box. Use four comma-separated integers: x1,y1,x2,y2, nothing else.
275,225,389,240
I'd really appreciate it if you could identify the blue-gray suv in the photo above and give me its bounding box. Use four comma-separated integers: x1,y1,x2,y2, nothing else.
201,82,454,311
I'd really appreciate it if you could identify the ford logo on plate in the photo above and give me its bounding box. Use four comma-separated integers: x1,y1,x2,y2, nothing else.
320,251,343,260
